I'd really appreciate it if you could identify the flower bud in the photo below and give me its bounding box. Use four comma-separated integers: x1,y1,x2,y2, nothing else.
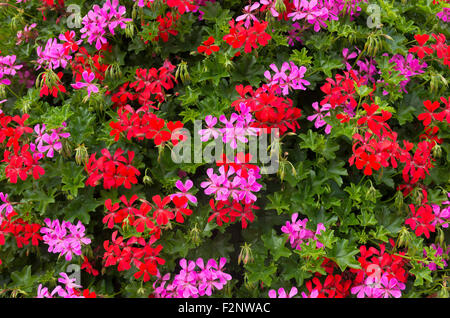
365,183,378,202
432,144,442,159
394,190,404,211
125,22,135,38
75,144,88,165
275,0,287,14
189,224,201,246
238,243,254,265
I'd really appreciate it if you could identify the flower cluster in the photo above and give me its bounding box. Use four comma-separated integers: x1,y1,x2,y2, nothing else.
281,213,326,250
409,33,449,69
152,258,232,298
16,23,38,45
202,153,262,229
198,103,259,149
0,217,42,264
103,231,165,282
201,157,262,205
350,244,408,298
85,148,140,189
36,38,72,70
40,219,91,261
307,102,332,134
111,61,176,108
37,272,96,298
109,105,185,145
436,7,449,22
422,244,449,271
0,54,22,85
388,53,427,93
232,84,302,135
264,61,310,95
223,19,271,54
80,0,131,50
30,122,70,159
0,113,46,183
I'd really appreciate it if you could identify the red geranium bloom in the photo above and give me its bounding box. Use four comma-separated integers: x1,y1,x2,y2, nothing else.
198,36,220,55
409,34,434,59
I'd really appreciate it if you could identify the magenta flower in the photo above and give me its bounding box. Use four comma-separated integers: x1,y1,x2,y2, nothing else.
81,0,132,50
0,192,14,219
260,0,279,17
171,179,198,205
36,38,72,70
153,257,231,298
71,71,99,98
198,115,219,142
37,132,62,158
436,8,449,22
264,61,310,95
236,2,260,28
281,213,325,250
268,287,298,298
307,102,332,134
373,273,405,298
40,219,91,261
342,47,358,70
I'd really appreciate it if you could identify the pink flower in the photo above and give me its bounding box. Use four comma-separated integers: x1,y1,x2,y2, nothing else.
198,115,219,142
36,38,71,70
0,192,14,219
236,2,260,28
80,0,131,50
264,61,310,95
268,287,298,298
374,273,405,298
307,102,332,134
71,71,99,97
260,0,279,17
170,179,198,205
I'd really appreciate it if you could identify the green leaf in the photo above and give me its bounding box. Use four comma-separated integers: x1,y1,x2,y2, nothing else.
64,190,102,224
22,188,56,216
262,230,292,261
410,261,433,286
266,192,290,214
61,162,85,198
289,48,312,66
245,259,277,287
327,239,361,271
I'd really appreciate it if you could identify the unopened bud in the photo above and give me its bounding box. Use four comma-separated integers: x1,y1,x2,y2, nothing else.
238,243,253,265
75,144,88,165
394,190,404,211
275,0,287,14
365,183,378,202
432,144,442,159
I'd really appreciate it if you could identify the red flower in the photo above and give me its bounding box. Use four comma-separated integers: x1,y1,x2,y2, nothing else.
409,34,434,59
152,195,173,226
198,36,220,55
418,100,445,126
405,204,435,238
81,256,99,276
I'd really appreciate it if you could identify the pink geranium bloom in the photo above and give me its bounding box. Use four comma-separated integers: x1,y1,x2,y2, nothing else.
71,71,99,97
307,102,332,134
236,2,260,28
268,287,298,298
